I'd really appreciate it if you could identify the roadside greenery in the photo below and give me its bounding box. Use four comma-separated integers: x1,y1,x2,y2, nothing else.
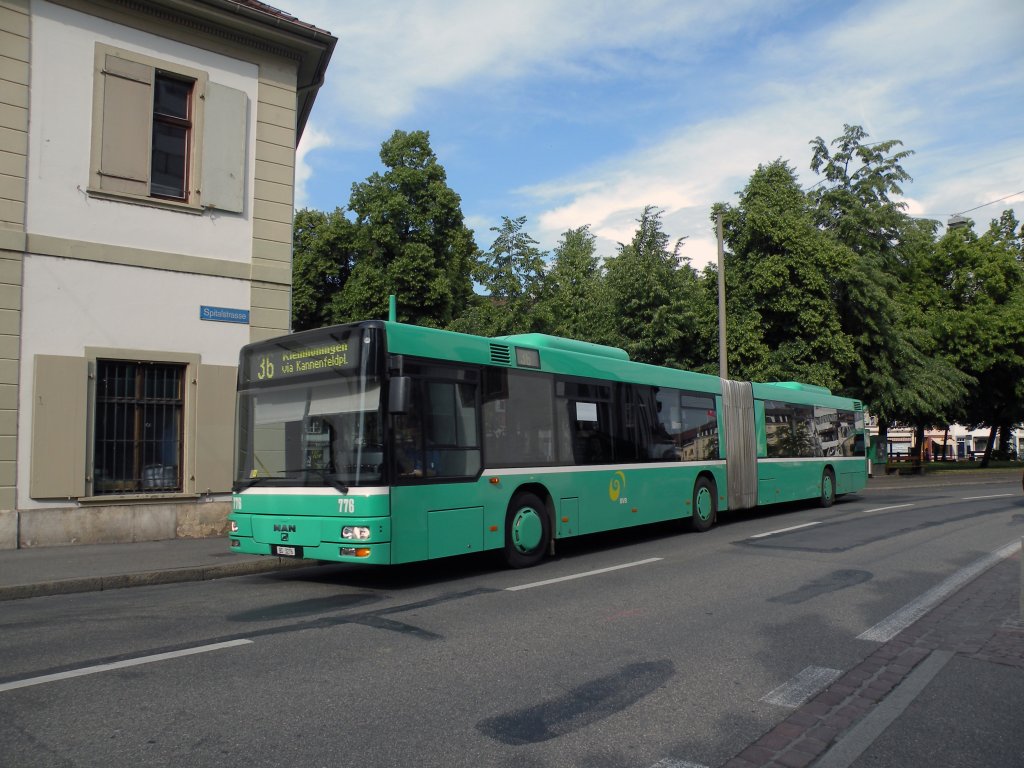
292,126,1024,465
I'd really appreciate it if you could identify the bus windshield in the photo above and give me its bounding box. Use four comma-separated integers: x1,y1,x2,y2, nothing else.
234,327,384,490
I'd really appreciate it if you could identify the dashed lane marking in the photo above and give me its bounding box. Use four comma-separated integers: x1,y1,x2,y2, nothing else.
506,558,663,591
0,639,253,693
749,521,822,539
761,666,843,708
863,503,915,514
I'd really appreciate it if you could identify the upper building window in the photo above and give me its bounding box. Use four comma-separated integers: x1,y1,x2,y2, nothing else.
88,45,248,214
151,73,194,200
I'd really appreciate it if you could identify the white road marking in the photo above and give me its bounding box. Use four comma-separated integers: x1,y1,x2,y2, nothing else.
0,639,253,693
761,666,843,708
858,540,1022,642
648,759,710,768
750,521,821,539
863,503,914,514
506,558,662,591
961,493,1013,501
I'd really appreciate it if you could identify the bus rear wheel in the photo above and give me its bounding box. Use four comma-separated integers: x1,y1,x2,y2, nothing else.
689,476,717,532
504,492,550,569
819,468,836,508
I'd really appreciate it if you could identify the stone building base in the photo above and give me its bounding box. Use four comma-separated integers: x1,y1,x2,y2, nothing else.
1,500,231,549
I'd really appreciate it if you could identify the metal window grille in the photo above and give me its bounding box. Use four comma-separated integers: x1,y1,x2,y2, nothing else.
93,361,184,495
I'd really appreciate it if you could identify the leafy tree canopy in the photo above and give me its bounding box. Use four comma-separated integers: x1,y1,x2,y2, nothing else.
337,129,477,327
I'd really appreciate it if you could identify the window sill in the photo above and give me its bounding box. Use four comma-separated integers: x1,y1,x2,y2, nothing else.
78,492,201,505
87,187,205,215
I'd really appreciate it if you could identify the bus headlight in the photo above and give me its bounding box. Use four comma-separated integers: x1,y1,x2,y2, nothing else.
230,521,239,533
342,526,371,540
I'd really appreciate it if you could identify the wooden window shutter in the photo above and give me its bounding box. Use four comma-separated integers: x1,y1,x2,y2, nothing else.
193,364,238,493
98,54,153,196
201,83,247,213
30,356,88,499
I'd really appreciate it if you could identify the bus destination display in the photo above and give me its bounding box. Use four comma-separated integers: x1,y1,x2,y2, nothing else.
248,339,354,382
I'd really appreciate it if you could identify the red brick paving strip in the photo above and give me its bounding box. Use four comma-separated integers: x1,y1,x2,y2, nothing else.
720,553,1024,768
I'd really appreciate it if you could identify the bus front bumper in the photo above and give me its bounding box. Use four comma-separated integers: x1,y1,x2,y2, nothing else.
229,513,392,565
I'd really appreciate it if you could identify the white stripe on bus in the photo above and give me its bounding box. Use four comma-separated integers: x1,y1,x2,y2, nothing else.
237,486,390,496
486,461,726,477
757,456,866,464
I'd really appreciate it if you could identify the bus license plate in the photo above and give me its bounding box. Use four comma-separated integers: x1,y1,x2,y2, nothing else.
273,545,301,557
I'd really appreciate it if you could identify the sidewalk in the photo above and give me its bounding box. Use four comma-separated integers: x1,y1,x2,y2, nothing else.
722,547,1024,768
0,536,309,601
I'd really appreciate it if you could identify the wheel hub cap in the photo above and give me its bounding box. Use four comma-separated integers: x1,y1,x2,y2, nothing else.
512,507,543,553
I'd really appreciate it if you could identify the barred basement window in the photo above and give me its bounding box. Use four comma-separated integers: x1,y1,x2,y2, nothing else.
94,361,184,495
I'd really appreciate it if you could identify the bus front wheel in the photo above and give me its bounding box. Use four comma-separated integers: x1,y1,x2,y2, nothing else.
819,469,836,508
504,492,550,569
689,476,717,532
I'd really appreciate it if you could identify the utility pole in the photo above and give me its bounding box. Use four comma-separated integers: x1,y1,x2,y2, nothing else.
717,212,728,380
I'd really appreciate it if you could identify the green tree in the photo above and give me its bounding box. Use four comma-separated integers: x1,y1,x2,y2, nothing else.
925,214,1024,464
602,206,699,366
696,258,768,378
807,125,969,454
537,225,613,344
450,216,547,337
291,207,358,331
716,161,857,387
336,130,476,326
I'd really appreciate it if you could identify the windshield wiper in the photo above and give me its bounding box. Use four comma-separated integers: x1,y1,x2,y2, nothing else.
236,467,351,494
233,476,266,492
284,467,350,494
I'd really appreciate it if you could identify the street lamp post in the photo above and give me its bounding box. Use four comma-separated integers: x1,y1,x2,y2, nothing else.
717,212,728,380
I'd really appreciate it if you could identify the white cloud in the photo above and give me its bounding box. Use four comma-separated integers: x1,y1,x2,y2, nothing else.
294,122,333,208
280,0,1024,260
513,0,1024,267
285,0,780,127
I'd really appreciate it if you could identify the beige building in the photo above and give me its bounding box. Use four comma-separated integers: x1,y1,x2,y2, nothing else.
0,0,335,547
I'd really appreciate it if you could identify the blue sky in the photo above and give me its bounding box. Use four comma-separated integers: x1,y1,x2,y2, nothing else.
283,0,1024,270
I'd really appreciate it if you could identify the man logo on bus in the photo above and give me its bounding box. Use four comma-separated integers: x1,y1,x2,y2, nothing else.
609,471,627,502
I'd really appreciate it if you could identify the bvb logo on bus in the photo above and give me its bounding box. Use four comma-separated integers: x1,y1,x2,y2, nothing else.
608,471,627,502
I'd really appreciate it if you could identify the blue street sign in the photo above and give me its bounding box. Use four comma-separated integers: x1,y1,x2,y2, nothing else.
200,305,250,324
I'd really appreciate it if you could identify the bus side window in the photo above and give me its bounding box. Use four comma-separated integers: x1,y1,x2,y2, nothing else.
393,384,425,478
423,379,481,478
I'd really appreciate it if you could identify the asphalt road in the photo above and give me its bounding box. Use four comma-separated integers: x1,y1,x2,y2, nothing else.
1,474,1021,768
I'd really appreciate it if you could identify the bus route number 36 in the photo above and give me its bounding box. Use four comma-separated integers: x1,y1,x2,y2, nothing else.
338,498,355,514
257,355,274,380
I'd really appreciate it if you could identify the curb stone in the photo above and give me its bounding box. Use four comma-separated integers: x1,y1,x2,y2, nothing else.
0,557,313,602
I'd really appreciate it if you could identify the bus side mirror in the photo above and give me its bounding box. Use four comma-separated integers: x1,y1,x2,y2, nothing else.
389,376,412,414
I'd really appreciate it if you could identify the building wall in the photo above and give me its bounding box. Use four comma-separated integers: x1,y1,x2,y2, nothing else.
0,0,29,550
16,257,250,510
0,0,317,547
251,55,297,342
26,1,259,260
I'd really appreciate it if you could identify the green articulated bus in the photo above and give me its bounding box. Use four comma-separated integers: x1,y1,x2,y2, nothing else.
229,317,867,568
